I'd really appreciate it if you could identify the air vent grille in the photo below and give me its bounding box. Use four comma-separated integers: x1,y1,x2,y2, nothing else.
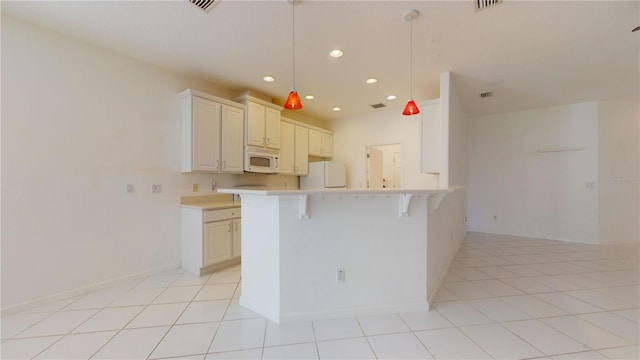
475,0,502,11
189,0,218,12
370,103,386,109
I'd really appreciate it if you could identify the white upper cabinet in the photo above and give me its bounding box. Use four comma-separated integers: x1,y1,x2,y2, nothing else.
294,125,309,175
236,95,282,150
221,105,245,173
246,102,266,147
280,121,309,175
308,129,333,158
279,122,295,174
180,89,245,174
265,108,281,149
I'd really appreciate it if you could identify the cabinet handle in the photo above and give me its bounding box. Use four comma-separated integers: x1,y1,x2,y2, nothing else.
222,160,226,169
266,137,270,145
262,136,265,145
216,160,220,169
234,223,238,231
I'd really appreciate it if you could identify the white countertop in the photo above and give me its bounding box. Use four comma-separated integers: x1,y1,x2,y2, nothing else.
180,201,240,210
218,187,455,196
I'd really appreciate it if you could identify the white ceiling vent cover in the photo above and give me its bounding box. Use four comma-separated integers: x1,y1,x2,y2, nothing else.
188,0,219,13
475,0,503,11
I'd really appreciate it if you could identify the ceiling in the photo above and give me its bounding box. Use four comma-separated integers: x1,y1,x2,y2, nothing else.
2,0,639,121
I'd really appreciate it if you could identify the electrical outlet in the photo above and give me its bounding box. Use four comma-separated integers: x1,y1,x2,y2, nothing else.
192,183,199,192
336,269,345,283
152,184,163,193
211,180,216,191
126,184,135,194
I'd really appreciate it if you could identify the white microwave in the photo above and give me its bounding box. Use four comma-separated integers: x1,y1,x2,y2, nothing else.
244,147,279,173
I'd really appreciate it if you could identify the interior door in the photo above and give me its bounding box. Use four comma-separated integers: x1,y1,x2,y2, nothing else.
367,147,384,189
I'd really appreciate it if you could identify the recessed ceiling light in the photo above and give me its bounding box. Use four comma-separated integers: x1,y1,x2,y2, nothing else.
332,107,341,112
305,95,315,100
263,76,275,82
366,78,378,84
387,95,397,100
329,49,344,58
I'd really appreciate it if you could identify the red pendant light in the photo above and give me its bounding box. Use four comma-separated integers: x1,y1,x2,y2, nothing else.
403,100,420,115
284,0,303,110
402,9,419,116
285,90,302,110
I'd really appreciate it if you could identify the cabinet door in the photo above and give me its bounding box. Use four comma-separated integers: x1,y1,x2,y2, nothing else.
265,108,281,149
204,220,232,266
308,129,322,156
221,105,245,173
294,125,309,175
193,97,221,171
246,102,265,147
232,218,241,258
279,122,295,174
321,132,333,158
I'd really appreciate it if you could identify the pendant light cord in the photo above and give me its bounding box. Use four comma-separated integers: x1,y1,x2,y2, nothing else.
409,14,413,100
292,0,296,91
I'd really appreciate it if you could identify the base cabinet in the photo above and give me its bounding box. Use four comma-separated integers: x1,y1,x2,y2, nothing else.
204,221,233,266
181,206,241,275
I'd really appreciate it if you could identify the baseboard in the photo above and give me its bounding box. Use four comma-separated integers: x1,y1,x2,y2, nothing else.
467,229,599,245
1,262,181,316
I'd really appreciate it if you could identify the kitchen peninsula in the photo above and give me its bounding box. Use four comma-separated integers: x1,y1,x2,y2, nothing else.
218,187,465,323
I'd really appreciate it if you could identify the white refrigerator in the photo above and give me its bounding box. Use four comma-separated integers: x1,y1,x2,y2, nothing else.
300,161,346,189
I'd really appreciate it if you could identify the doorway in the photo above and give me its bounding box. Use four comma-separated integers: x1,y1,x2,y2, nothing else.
366,144,402,189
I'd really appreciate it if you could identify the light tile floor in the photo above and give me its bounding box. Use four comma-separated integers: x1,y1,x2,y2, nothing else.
2,232,638,359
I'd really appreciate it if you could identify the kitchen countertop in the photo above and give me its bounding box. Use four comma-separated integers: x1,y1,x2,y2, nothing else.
180,201,240,210
180,194,240,210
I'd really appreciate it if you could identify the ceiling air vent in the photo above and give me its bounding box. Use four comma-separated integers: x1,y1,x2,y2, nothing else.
475,0,503,11
479,91,493,98
188,0,219,13
370,103,386,109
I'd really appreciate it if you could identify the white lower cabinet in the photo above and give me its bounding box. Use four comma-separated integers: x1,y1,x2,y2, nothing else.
204,221,232,266
181,206,241,275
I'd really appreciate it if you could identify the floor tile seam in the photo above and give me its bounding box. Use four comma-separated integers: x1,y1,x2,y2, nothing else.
574,312,640,342
145,296,203,360
310,316,322,359
385,310,455,356
260,316,268,359
10,307,103,341
561,290,638,310
83,328,123,360
205,281,239,354
487,320,570,358
596,344,640,357
5,310,60,340
149,352,207,360
537,316,634,350
434,321,494,359
352,316,377,358
530,292,608,314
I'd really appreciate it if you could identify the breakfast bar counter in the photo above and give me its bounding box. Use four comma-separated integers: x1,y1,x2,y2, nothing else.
218,187,463,323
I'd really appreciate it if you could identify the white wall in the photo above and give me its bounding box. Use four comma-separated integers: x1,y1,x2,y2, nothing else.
467,102,599,243
1,16,305,311
332,107,439,189
448,74,468,187
598,99,640,243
